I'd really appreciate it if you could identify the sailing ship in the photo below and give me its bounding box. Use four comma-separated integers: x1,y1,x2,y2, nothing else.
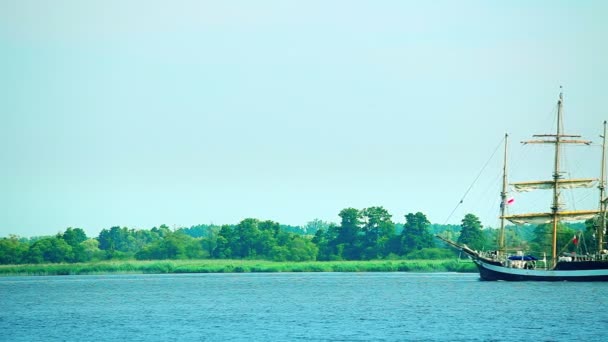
439,91,608,281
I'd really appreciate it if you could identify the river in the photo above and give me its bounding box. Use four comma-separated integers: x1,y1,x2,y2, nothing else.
1,272,607,341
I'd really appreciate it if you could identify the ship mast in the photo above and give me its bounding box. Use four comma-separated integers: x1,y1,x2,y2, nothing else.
505,90,594,266
551,92,564,264
600,120,607,252
499,133,508,253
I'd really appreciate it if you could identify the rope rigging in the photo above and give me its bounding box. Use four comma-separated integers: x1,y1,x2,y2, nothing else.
443,135,506,225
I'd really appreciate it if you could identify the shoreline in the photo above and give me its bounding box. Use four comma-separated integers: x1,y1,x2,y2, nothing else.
0,259,476,276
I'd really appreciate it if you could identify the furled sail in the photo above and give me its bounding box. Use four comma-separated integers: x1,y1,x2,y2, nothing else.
503,210,600,225
511,178,597,192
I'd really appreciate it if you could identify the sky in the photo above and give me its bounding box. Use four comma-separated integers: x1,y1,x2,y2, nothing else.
1,1,607,237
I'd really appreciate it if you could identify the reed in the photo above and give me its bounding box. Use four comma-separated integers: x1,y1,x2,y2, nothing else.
0,259,476,276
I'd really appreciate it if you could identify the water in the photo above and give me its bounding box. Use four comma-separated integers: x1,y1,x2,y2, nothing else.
1,273,607,341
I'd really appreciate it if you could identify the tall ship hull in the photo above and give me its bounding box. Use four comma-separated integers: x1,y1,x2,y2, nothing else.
474,259,608,281
438,235,608,281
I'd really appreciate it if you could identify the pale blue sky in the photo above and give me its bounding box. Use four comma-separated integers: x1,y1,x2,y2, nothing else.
1,1,607,237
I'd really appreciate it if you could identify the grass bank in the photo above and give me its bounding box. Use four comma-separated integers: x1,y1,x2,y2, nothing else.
0,259,476,276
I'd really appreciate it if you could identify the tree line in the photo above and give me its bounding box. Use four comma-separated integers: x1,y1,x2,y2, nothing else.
0,207,597,265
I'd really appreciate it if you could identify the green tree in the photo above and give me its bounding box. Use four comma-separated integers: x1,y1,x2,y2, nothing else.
405,247,457,260
529,223,576,255
201,226,221,257
360,206,395,259
584,217,603,253
98,226,132,253
60,227,90,262
151,224,172,238
304,219,330,235
131,229,164,251
27,237,74,263
336,208,362,259
61,227,88,247
0,236,28,264
255,220,280,257
79,239,103,261
284,236,318,261
213,225,235,258
457,214,485,250
135,232,205,260
233,218,261,258
312,223,343,261
400,212,434,255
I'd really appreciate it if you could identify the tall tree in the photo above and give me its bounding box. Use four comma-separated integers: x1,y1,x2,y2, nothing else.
233,218,261,258
61,228,88,247
401,212,434,254
312,223,342,261
213,225,235,258
337,208,362,259
98,226,130,252
457,214,485,250
256,220,281,256
360,206,395,259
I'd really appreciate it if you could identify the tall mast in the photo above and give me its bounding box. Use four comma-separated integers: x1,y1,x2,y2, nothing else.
499,133,508,253
599,120,607,252
551,91,564,264
504,90,594,259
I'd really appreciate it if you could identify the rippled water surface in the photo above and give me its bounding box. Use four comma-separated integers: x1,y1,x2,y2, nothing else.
1,272,607,341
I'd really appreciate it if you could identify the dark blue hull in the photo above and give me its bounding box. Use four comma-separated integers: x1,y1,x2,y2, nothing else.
474,259,608,281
